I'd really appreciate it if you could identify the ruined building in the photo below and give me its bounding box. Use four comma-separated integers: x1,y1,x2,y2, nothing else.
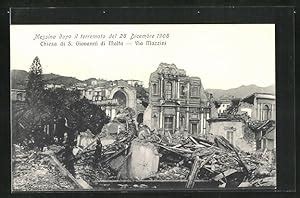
238,93,276,121
78,80,137,120
143,63,211,136
207,93,276,152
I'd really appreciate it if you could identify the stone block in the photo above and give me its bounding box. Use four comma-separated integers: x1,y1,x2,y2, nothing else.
127,138,159,180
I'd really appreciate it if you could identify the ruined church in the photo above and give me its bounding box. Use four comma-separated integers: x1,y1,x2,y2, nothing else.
143,63,211,136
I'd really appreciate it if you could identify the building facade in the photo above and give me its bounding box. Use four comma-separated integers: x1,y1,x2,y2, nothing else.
143,63,210,136
207,92,276,152
239,93,275,121
78,80,137,120
249,120,276,151
207,117,256,152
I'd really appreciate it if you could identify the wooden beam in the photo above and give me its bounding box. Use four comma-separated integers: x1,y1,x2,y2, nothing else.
47,152,92,189
213,169,237,182
102,146,128,164
158,144,193,154
185,156,201,188
189,136,200,145
186,152,215,188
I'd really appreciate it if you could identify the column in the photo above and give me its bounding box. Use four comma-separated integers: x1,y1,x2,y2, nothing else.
160,77,164,97
203,113,206,134
172,81,176,99
176,107,180,128
200,113,204,134
257,103,260,120
187,82,190,100
177,81,180,99
111,108,116,120
159,108,163,128
186,107,189,131
271,104,274,120
260,104,263,120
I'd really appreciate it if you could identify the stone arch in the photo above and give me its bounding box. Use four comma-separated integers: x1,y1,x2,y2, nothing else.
112,90,127,107
262,104,271,120
109,86,137,112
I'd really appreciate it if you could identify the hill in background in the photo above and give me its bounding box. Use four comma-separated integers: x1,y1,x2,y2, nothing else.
11,69,275,101
11,70,83,89
206,84,275,100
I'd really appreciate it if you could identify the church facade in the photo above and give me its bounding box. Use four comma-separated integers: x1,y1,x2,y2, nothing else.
143,63,211,136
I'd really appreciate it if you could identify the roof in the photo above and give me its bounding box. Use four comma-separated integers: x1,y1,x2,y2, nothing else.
207,113,249,123
207,117,243,123
248,120,275,132
150,63,187,81
242,93,275,104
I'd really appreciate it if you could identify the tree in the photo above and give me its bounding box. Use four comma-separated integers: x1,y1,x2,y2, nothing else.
69,98,110,134
26,56,45,107
43,88,81,118
213,101,221,108
12,57,110,146
134,84,149,103
12,57,50,146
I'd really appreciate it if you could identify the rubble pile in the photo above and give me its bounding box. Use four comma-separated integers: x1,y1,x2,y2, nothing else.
12,116,275,190
70,130,136,186
170,131,189,145
75,159,116,185
12,144,75,191
141,134,276,187
73,120,276,188
148,165,190,180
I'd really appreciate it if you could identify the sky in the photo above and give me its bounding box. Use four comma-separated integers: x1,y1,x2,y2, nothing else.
10,24,275,89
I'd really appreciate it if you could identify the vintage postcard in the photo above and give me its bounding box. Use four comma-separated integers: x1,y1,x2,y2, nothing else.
10,24,276,191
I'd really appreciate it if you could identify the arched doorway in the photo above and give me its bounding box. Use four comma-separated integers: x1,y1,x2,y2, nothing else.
137,113,144,124
108,86,137,120
113,91,127,107
262,105,270,120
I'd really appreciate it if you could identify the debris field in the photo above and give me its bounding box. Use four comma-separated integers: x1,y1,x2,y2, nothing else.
12,109,276,191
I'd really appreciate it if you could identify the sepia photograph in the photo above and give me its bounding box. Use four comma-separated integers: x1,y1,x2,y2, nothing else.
10,24,276,191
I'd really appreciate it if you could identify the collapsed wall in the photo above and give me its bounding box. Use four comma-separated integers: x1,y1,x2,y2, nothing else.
126,138,159,180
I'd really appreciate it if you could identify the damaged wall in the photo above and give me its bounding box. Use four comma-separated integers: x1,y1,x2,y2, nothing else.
143,104,153,130
207,119,256,152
